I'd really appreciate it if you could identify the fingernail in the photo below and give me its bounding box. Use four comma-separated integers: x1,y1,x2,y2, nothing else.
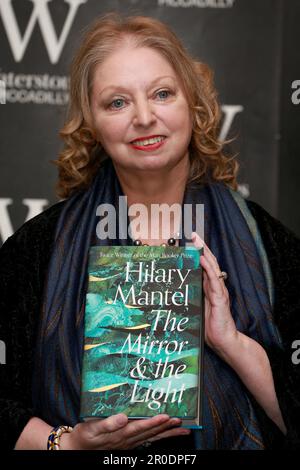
181,428,191,434
159,414,170,421
170,418,181,425
191,232,204,247
192,231,202,239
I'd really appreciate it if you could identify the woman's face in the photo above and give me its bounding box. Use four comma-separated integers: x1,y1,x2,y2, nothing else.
90,43,193,173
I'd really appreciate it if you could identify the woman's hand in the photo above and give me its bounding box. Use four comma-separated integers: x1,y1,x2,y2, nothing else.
60,413,190,450
191,232,287,433
191,232,238,355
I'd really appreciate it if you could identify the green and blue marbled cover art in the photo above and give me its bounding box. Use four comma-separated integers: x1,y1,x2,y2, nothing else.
80,246,202,423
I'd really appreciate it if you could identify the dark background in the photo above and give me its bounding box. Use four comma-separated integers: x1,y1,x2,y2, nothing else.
0,0,299,244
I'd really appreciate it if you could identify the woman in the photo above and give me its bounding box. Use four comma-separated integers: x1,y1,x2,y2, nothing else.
0,14,299,450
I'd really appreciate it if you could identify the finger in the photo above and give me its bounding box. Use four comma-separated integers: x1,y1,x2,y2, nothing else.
202,257,225,291
123,414,170,439
88,413,128,436
191,232,223,285
148,426,191,442
203,246,220,276
191,231,204,250
201,254,225,297
192,232,214,259
132,426,191,449
192,232,221,277
126,417,182,445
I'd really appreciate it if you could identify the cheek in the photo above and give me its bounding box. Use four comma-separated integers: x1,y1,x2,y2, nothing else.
96,115,128,145
168,103,192,137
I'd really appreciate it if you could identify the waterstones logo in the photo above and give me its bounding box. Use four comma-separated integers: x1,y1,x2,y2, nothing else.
96,197,204,243
0,72,69,105
157,0,235,8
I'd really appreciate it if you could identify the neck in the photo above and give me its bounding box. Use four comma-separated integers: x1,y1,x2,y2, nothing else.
113,155,190,245
113,155,190,207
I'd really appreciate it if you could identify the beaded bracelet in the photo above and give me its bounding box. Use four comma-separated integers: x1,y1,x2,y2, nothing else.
47,425,73,450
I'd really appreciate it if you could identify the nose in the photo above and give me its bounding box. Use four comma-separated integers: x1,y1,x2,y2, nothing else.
133,97,156,128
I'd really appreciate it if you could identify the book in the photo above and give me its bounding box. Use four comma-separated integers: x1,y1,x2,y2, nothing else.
80,245,204,428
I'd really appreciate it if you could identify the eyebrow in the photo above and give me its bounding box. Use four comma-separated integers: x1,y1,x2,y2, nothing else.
98,75,177,97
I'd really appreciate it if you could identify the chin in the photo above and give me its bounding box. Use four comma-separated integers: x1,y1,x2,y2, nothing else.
112,149,187,173
133,157,175,172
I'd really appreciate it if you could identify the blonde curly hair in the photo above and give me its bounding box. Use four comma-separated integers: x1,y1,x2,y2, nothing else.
54,13,239,198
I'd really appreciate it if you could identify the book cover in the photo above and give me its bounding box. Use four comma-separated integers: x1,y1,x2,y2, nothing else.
80,245,203,428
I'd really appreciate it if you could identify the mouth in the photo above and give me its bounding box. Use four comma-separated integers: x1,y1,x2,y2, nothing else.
129,135,167,152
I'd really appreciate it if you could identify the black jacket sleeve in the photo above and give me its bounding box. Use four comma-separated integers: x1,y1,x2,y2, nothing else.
246,200,300,449
0,201,64,449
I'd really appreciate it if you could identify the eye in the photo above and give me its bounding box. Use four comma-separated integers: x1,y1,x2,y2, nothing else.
156,89,171,100
109,98,126,109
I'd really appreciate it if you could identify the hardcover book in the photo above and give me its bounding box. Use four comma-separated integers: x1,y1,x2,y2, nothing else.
80,245,204,428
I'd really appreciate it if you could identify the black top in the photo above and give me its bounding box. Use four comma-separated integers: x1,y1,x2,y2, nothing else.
0,199,300,450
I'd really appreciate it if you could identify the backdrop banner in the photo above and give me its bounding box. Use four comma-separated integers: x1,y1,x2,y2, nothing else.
0,0,299,244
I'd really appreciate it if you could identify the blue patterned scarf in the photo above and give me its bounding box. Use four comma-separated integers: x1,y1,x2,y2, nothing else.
32,158,282,449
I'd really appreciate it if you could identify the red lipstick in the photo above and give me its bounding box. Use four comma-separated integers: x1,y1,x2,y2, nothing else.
130,135,166,152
